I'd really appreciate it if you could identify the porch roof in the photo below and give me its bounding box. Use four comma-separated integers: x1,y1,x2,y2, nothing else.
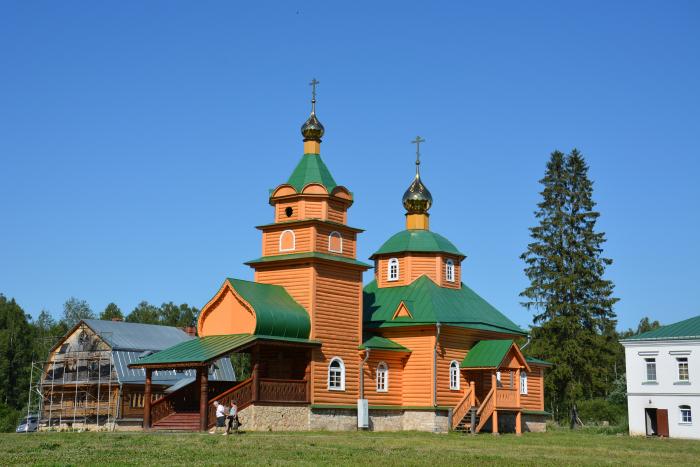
129,333,320,369
359,335,410,352
461,339,530,371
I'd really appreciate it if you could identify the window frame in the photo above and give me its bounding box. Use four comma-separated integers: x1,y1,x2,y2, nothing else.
328,357,346,391
520,371,528,395
449,360,460,390
376,361,389,393
680,405,692,424
388,258,400,282
445,258,455,282
279,229,296,252
677,357,690,382
645,357,657,382
328,231,343,253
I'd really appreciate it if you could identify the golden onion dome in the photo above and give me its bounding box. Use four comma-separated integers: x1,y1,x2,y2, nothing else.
301,112,324,141
402,173,433,214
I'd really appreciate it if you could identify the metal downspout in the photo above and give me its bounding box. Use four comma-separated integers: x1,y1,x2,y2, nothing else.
520,335,532,351
360,349,371,399
433,322,442,407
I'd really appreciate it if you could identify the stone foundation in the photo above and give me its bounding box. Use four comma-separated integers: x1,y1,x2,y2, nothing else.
522,413,547,433
239,404,311,431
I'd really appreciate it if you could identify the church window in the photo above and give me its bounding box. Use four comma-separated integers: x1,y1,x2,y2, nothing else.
680,405,692,424
449,360,460,390
445,259,455,282
328,231,343,253
678,357,689,381
328,357,345,391
520,371,528,394
376,362,388,392
279,230,295,252
388,258,399,281
285,207,293,217
645,358,657,382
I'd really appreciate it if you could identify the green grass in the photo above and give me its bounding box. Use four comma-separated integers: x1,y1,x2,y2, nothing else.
1,429,699,466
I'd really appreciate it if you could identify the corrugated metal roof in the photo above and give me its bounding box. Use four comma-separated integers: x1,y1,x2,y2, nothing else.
82,319,193,351
370,229,465,259
284,153,338,193
112,351,235,384
359,336,410,352
245,252,371,268
621,314,700,341
526,356,553,367
461,340,514,368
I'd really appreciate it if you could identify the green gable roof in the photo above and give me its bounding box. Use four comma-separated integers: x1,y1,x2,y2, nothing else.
245,252,371,269
526,356,553,367
461,340,514,368
227,279,310,339
133,334,319,367
363,276,525,335
359,335,410,352
285,153,338,192
370,229,465,259
621,314,700,342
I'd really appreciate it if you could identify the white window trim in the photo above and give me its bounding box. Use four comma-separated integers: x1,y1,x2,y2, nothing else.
328,357,346,391
449,360,460,390
645,357,657,382
679,405,693,425
388,258,400,282
677,357,690,382
279,229,296,252
328,231,343,253
445,259,455,282
376,361,389,393
520,371,528,395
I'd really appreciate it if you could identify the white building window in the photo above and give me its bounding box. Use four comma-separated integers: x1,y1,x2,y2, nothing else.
678,357,689,381
388,258,399,281
279,229,296,252
328,357,345,391
680,405,692,424
376,362,388,392
328,231,343,253
445,259,455,282
520,371,528,395
449,360,460,390
645,358,657,382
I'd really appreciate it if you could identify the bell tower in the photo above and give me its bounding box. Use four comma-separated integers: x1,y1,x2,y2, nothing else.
245,80,370,405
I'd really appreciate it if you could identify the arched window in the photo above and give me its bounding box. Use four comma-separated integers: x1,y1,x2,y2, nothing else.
449,360,460,390
520,371,528,395
328,357,345,391
388,258,399,281
328,231,343,253
279,230,295,252
445,259,455,282
680,405,693,424
376,362,389,392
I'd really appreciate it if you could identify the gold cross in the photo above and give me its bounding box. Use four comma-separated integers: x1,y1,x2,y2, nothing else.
411,136,426,173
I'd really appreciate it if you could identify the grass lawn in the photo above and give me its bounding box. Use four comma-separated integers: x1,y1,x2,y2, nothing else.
1,428,699,466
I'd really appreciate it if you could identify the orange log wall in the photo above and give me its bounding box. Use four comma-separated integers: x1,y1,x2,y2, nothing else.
520,366,545,411
361,352,405,406
375,254,462,289
379,327,435,406
254,265,313,313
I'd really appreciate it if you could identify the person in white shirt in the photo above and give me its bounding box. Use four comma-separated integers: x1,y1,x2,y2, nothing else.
209,401,226,434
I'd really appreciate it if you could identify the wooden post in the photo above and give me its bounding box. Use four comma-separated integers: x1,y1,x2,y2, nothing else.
469,381,475,407
251,346,259,403
491,372,498,435
143,368,152,430
516,368,521,407
492,410,498,435
305,349,312,403
515,411,522,435
198,367,208,432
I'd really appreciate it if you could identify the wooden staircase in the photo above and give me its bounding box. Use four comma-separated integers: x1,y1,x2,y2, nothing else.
454,407,480,433
152,412,200,431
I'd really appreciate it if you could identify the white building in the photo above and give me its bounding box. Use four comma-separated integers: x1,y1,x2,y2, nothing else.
620,315,700,439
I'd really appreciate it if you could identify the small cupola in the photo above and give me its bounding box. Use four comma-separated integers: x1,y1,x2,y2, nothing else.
301,78,324,154
402,136,432,230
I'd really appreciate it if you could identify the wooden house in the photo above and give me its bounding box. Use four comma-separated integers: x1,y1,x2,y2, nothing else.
38,319,234,430
130,88,551,433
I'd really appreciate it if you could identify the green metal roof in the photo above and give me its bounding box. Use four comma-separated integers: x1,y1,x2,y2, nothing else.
363,276,526,335
621,314,700,341
284,153,338,193
245,252,371,269
461,340,514,368
133,334,320,367
359,335,411,352
227,279,310,339
371,229,465,259
525,356,553,367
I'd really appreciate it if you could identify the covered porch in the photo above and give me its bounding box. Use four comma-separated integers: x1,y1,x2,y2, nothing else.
452,339,531,434
129,334,320,431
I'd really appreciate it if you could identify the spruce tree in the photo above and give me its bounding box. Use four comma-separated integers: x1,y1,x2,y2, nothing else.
521,149,618,417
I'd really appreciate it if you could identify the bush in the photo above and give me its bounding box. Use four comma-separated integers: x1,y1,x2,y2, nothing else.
0,403,21,433
576,398,626,425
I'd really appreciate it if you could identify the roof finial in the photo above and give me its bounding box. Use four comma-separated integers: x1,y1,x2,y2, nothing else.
301,78,324,146
310,78,319,114
411,136,425,177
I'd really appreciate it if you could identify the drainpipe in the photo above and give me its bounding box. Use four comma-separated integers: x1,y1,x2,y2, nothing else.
433,322,442,407
360,349,371,399
520,335,532,351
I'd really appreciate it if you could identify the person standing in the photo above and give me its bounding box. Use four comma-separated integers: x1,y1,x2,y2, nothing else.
209,401,226,434
224,401,238,435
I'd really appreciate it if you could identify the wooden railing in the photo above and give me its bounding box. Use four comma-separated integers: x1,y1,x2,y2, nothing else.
259,378,308,403
475,387,496,433
207,378,254,427
496,388,518,408
451,382,475,430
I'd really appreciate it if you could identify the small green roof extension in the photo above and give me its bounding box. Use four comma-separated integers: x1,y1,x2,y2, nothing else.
227,279,311,339
359,336,411,352
371,229,465,259
363,276,525,335
285,153,338,192
245,252,371,269
526,356,553,367
621,314,700,342
461,340,515,368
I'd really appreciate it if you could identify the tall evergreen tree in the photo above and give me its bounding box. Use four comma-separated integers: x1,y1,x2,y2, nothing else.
100,302,123,321
126,301,160,324
521,149,619,417
0,295,33,408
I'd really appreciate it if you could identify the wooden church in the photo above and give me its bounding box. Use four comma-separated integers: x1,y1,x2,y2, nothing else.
131,83,550,433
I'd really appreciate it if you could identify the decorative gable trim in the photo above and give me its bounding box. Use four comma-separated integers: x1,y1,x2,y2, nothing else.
392,301,413,320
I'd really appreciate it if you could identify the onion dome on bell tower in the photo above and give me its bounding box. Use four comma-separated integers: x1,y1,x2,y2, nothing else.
402,136,432,230
300,78,324,154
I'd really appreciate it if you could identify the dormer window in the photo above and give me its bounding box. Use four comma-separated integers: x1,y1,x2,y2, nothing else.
388,258,399,281
279,230,296,252
328,231,343,253
445,259,455,282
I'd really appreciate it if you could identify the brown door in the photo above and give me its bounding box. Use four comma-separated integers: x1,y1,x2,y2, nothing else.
657,409,669,437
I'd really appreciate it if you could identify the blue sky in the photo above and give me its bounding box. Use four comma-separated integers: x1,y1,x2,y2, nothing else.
1,1,698,331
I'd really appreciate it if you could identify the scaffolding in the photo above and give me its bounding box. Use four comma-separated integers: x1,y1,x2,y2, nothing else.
25,324,119,431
